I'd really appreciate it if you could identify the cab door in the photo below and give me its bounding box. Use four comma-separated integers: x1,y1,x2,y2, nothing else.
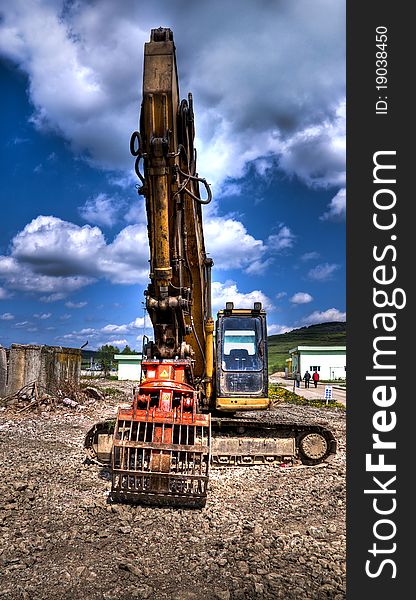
215,305,269,411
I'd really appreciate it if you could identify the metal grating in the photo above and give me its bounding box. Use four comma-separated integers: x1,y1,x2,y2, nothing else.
111,416,210,507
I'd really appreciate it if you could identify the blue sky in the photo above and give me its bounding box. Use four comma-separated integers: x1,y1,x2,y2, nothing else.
0,0,345,351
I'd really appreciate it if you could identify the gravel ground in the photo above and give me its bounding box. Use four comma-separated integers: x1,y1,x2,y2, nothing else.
0,379,346,600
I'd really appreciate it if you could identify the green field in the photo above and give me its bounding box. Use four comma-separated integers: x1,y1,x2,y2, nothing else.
267,321,346,375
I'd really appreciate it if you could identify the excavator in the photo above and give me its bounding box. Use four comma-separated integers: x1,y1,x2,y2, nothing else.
84,27,336,507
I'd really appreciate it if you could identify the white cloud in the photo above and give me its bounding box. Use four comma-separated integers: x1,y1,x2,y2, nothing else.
0,0,141,170
244,258,274,276
124,201,146,224
65,301,87,309
267,225,296,252
130,317,145,329
320,188,346,221
302,308,346,324
204,217,265,271
211,281,274,313
278,102,345,189
33,312,51,320
105,339,128,348
61,317,144,341
40,293,66,303
11,215,104,275
0,215,150,295
290,292,313,304
308,263,340,281
275,292,287,300
267,323,293,335
0,0,345,193
0,312,15,320
101,323,130,335
56,315,146,350
97,225,150,284
301,251,320,261
78,193,122,227
0,211,274,296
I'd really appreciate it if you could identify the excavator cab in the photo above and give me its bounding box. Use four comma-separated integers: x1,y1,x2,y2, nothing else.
215,303,269,412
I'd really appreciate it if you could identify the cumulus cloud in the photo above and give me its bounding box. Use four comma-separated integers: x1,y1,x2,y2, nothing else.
308,263,340,281
302,308,346,324
33,312,51,320
204,218,296,275
211,281,274,313
320,188,346,221
0,215,150,295
0,0,345,193
204,217,265,270
290,292,313,304
278,102,345,189
10,215,104,276
0,208,284,298
0,0,143,171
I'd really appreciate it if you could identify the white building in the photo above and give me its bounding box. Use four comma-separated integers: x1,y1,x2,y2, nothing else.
114,354,142,381
288,346,346,381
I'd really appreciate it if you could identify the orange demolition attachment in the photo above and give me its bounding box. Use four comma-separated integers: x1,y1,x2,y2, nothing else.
111,360,211,507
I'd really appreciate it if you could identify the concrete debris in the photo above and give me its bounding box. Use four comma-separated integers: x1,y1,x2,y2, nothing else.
83,387,105,402
0,381,111,415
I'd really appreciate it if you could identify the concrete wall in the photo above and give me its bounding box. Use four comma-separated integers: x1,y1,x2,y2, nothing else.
0,346,7,396
117,361,141,381
0,344,82,397
298,353,346,380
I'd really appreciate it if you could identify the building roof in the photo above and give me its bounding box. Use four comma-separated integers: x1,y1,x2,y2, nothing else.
288,345,346,354
114,354,143,361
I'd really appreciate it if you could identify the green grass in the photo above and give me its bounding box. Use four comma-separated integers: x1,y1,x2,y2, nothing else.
267,321,346,374
268,383,346,410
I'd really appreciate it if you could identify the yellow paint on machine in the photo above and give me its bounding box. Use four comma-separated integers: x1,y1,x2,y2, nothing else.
215,397,270,411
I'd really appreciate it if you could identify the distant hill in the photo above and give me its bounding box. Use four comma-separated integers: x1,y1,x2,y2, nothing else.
267,322,346,374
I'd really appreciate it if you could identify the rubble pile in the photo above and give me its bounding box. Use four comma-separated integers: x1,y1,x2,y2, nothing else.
0,382,109,414
0,379,346,600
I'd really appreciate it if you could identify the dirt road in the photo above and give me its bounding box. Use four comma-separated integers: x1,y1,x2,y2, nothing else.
0,380,346,600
